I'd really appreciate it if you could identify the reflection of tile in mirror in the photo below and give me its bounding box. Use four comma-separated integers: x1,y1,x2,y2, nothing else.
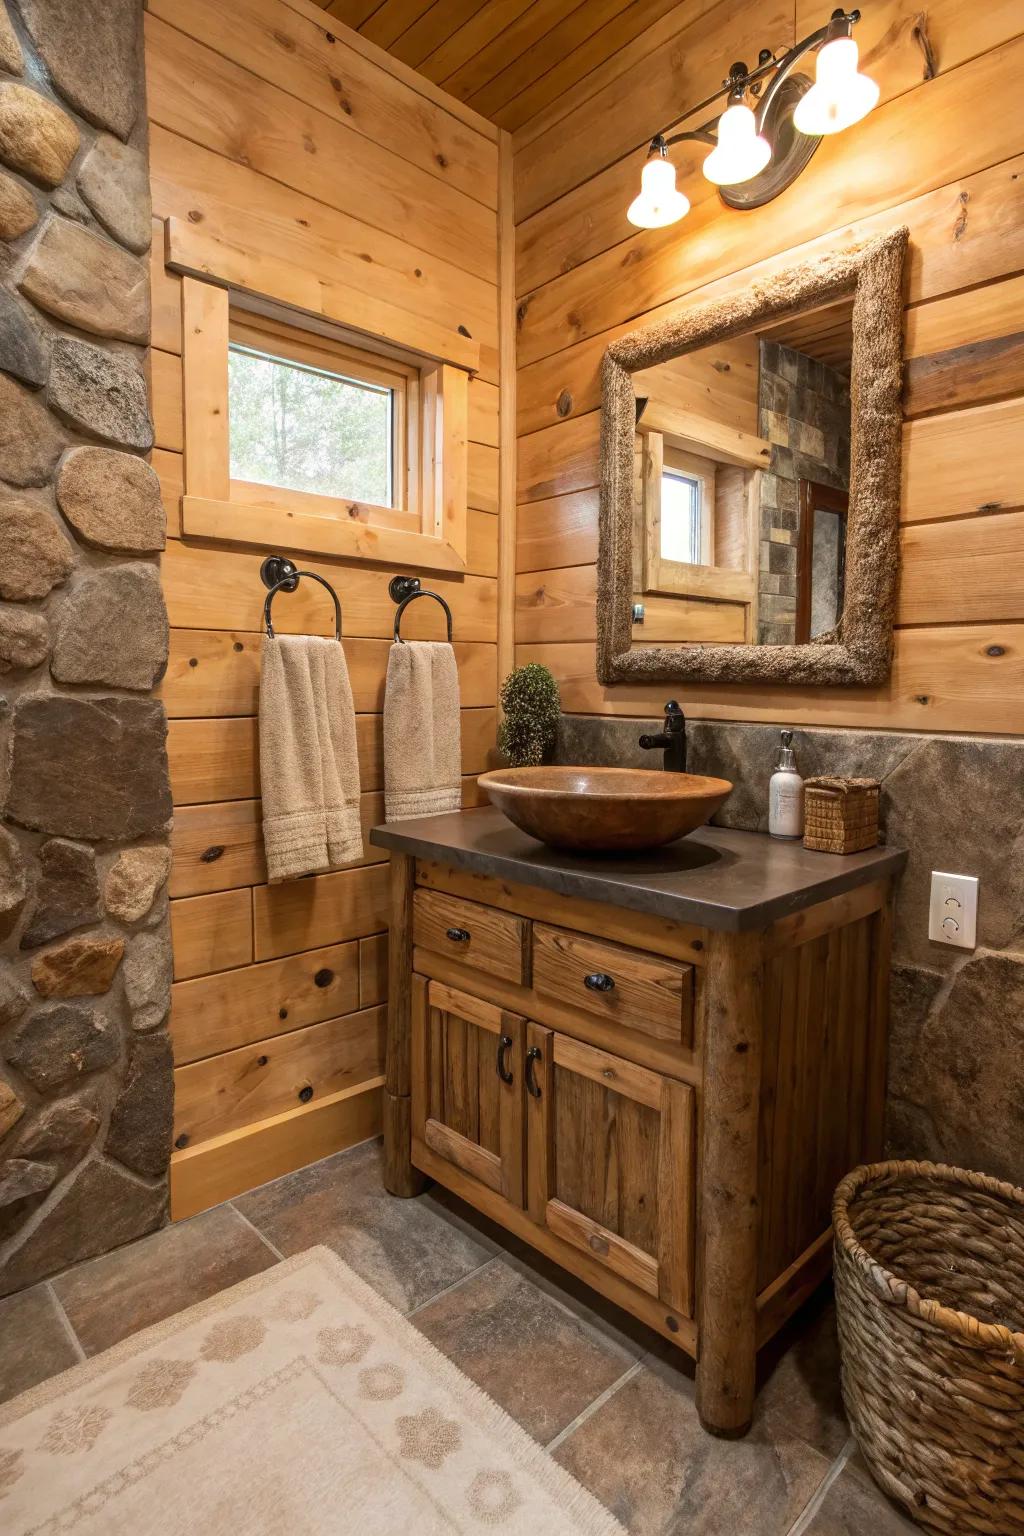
631,297,853,650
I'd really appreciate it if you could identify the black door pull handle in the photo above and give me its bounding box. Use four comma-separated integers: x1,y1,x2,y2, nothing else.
584,972,615,993
446,927,470,943
496,1034,514,1084
525,1045,543,1098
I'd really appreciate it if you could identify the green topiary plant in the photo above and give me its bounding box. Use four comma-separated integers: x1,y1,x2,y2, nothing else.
497,664,560,768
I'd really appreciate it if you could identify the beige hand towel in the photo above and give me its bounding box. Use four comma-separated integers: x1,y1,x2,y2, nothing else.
384,640,462,822
259,633,362,882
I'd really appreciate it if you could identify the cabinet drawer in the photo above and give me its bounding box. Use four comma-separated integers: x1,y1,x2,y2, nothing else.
413,889,529,986
532,924,693,1047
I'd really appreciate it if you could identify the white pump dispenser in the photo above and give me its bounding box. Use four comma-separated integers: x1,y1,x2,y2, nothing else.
769,729,804,840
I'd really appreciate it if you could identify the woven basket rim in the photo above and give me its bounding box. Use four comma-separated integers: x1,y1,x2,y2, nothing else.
833,1158,1024,1356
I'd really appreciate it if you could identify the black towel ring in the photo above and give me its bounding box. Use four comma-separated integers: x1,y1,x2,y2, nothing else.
389,574,453,644
260,555,342,641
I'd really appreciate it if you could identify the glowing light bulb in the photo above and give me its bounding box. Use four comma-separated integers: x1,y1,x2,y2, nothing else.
702,101,771,186
794,35,879,135
626,155,690,229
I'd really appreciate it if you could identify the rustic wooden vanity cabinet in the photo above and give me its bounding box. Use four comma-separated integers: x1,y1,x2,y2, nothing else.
370,811,905,1438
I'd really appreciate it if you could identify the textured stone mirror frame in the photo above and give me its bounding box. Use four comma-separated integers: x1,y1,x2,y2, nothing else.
597,226,908,686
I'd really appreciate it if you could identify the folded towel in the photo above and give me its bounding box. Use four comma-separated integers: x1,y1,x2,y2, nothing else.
384,640,462,822
259,633,362,882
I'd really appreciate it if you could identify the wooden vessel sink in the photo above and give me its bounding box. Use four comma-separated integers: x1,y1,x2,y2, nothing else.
477,766,733,853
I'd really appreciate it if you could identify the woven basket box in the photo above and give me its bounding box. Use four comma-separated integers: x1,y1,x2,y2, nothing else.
803,776,880,854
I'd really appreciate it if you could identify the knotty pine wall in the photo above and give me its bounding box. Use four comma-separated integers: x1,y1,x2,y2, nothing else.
144,0,506,1217
513,0,1024,732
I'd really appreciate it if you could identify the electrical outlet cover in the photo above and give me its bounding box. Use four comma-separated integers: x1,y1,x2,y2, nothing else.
928,871,978,949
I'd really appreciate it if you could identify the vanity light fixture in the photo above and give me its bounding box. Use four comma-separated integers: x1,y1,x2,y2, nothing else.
626,8,877,227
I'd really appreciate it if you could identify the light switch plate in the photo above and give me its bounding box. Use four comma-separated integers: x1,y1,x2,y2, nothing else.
928,871,978,949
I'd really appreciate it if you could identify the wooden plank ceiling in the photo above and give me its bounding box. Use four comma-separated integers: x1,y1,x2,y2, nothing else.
317,0,684,132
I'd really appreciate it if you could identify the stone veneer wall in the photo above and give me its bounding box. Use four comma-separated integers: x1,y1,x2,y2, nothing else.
557,714,1024,1187
757,341,850,646
0,0,172,1296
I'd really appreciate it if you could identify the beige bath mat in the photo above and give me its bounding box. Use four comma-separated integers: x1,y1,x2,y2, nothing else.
0,1245,624,1535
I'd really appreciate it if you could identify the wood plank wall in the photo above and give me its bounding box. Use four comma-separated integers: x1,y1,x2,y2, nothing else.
512,0,1024,734
144,0,503,1217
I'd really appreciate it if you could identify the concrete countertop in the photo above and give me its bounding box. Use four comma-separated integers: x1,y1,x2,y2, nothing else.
369,808,906,932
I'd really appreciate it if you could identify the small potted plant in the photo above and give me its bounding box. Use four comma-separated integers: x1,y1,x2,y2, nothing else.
497,664,560,767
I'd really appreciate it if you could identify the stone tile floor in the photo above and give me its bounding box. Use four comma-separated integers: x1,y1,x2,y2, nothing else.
0,1137,918,1535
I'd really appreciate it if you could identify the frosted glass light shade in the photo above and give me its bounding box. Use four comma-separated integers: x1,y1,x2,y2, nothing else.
627,156,690,228
793,36,879,135
702,102,771,186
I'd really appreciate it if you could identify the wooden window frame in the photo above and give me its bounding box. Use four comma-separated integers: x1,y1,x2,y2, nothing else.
638,427,757,614
178,274,470,575
646,441,717,586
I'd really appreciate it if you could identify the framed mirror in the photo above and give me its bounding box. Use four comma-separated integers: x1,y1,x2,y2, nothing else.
597,227,908,686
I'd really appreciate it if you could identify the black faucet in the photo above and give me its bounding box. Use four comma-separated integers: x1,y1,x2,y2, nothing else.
639,700,687,773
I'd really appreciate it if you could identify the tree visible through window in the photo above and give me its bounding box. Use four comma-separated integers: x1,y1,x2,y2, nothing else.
229,343,395,506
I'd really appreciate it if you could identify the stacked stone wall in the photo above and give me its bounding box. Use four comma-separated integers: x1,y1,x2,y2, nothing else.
0,0,172,1296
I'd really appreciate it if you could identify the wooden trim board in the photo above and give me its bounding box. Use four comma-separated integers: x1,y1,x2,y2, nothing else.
170,1080,383,1219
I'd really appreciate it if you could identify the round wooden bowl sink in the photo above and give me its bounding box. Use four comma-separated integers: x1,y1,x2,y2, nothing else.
477,766,733,853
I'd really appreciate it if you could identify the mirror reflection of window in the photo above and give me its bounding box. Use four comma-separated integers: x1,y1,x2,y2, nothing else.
629,295,853,650
661,468,703,564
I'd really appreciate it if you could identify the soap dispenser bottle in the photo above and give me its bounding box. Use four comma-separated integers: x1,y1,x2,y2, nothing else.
769,729,804,840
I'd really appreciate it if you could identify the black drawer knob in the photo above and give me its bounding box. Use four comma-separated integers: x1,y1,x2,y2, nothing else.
584,972,615,993
446,927,470,943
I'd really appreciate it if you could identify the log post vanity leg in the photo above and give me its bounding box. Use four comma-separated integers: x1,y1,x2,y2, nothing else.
371,812,905,1437
383,852,427,1198
696,927,764,1437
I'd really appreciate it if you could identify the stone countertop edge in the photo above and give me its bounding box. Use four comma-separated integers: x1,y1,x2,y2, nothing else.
369,808,907,932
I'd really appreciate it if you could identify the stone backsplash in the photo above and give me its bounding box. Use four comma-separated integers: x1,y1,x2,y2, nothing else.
556,713,1024,1186
0,0,172,1296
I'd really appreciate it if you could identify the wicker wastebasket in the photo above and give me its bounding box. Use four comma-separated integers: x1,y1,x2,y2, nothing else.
833,1161,1024,1534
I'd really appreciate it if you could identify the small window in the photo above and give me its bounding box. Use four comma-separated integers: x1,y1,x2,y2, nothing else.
229,344,395,506
227,315,418,518
661,469,703,564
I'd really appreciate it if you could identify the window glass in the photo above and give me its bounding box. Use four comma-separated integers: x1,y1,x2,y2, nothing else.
661,470,702,563
229,343,394,505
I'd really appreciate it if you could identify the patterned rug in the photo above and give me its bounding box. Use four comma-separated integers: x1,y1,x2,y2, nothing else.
0,1246,625,1535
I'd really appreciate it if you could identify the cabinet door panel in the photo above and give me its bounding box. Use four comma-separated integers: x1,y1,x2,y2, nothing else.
526,1023,695,1317
412,976,525,1206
